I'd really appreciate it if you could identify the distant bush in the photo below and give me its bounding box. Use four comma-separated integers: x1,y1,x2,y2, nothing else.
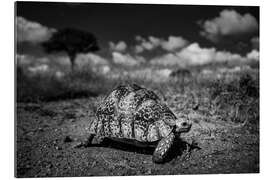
248,61,259,69
16,63,259,133
16,66,115,102
17,66,67,102
239,73,259,98
170,68,191,78
208,72,259,126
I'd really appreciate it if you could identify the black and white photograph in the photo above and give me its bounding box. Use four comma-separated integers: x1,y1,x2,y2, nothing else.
15,1,259,177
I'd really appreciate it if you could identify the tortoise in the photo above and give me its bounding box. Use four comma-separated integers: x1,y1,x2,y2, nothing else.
82,84,192,163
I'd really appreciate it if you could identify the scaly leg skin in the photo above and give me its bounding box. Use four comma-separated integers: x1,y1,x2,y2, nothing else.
152,132,175,163
75,134,95,148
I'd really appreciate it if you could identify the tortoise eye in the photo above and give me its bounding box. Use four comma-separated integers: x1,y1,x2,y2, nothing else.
181,122,187,127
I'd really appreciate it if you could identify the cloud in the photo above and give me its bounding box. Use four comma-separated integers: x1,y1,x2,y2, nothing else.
246,49,259,61
28,64,49,74
134,45,144,53
126,68,172,82
214,51,244,62
150,53,185,66
161,36,189,51
251,36,259,50
150,53,186,67
149,36,162,46
199,9,258,42
141,41,155,50
135,35,144,42
134,35,188,53
109,41,127,52
16,54,51,66
76,53,111,74
150,43,247,66
76,53,109,67
176,43,217,65
16,54,32,65
135,36,157,51
16,16,56,43
178,43,247,64
112,52,145,66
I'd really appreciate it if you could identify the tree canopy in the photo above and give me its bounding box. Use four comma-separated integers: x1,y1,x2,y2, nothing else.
42,28,99,70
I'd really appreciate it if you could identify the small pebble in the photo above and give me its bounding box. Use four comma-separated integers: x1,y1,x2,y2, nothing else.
64,136,73,143
55,146,62,150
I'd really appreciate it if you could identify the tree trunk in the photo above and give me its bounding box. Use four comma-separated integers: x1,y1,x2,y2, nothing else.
69,53,76,72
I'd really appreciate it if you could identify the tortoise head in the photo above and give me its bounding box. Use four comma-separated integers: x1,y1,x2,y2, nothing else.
174,115,192,135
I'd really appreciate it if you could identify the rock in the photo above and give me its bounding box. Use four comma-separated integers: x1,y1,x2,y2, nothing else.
64,136,73,143
55,146,62,150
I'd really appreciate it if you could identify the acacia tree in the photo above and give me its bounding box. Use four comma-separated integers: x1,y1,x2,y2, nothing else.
42,28,99,71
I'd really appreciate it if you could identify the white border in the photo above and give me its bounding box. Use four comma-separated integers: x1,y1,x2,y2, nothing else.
6,0,262,6
1,0,269,180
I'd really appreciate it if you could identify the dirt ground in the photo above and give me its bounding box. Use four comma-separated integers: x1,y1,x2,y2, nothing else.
15,94,259,177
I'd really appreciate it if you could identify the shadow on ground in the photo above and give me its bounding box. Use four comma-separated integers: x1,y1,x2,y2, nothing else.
78,137,201,163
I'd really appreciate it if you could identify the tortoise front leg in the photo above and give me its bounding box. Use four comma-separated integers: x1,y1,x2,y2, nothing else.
152,132,175,163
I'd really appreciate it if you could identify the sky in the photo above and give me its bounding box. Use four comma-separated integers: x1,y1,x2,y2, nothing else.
16,2,259,66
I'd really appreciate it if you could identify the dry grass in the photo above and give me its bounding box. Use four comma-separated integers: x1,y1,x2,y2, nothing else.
16,63,259,131
16,66,116,102
16,61,260,176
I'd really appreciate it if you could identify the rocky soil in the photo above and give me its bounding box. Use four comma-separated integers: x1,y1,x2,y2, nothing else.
16,96,259,177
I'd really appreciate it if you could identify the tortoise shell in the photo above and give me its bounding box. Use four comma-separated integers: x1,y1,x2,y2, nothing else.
89,84,177,142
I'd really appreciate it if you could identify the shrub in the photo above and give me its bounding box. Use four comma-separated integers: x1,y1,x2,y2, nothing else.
16,66,115,102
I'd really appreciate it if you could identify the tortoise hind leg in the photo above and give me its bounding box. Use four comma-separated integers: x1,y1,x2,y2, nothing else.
83,134,96,147
75,134,95,148
152,132,175,163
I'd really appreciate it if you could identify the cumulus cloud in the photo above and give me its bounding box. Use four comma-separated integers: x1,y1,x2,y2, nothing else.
251,36,259,50
176,43,246,65
16,16,56,43
126,68,172,82
135,36,157,51
214,51,244,62
161,36,189,51
75,53,111,74
16,54,51,66
134,45,144,53
150,53,185,67
246,49,259,61
16,54,32,65
199,9,258,42
112,52,145,66
150,43,247,66
176,43,217,65
149,36,162,46
76,53,109,67
134,35,188,53
135,35,144,42
134,36,159,53
28,64,49,74
142,41,156,50
109,41,127,52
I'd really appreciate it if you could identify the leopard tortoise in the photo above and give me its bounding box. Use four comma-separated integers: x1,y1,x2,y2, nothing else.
82,84,192,163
